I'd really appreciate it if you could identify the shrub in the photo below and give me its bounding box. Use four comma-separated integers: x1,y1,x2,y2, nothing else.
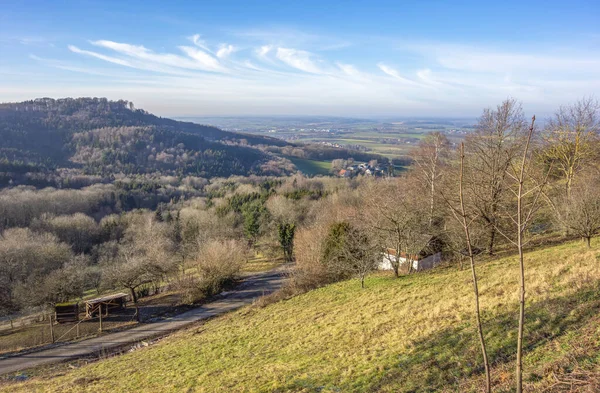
181,239,248,304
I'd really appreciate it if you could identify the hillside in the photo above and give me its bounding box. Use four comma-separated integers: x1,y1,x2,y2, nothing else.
0,98,289,180
4,240,600,392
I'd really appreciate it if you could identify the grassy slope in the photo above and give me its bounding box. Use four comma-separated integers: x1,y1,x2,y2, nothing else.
4,240,600,392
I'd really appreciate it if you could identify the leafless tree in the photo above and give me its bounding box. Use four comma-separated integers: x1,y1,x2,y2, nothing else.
562,174,600,247
410,132,451,227
493,116,552,393
542,98,600,233
448,142,492,393
463,98,528,255
103,250,166,305
362,179,428,277
543,97,600,200
335,222,380,288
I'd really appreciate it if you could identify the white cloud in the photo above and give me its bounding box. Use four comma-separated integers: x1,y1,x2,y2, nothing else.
377,63,421,86
86,40,223,72
337,63,360,77
68,45,133,67
20,33,598,116
216,44,236,59
257,45,273,57
177,46,222,71
275,47,323,74
188,34,211,52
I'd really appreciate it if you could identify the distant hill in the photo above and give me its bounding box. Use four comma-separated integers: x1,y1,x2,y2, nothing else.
0,98,290,179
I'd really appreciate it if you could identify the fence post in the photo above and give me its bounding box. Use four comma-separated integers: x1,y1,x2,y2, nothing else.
76,322,80,338
49,314,55,344
98,304,103,332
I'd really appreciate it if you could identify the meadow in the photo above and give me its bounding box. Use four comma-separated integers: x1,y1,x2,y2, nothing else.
4,239,599,392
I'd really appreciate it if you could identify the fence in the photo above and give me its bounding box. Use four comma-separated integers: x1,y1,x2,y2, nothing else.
0,308,139,355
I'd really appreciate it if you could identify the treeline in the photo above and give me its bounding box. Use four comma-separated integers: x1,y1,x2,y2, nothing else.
0,174,212,230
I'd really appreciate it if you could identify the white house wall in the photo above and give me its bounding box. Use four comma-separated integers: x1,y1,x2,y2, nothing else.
380,252,442,272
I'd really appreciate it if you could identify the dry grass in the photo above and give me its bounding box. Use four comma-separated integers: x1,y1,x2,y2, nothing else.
3,239,600,392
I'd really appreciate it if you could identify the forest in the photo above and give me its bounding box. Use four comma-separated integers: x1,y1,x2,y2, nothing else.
0,98,387,187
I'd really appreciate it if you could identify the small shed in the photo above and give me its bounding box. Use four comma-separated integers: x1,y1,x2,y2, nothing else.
85,293,128,318
55,303,79,323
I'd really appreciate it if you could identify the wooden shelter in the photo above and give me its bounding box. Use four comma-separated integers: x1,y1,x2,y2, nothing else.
85,293,128,318
54,303,79,323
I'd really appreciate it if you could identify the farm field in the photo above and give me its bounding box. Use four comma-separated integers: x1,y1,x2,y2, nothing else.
285,156,332,176
184,116,474,159
5,239,600,392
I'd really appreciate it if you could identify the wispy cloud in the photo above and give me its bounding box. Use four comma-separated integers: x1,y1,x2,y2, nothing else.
216,44,236,59
188,34,212,53
17,30,600,116
377,63,421,86
68,45,133,67
275,47,323,74
91,40,223,72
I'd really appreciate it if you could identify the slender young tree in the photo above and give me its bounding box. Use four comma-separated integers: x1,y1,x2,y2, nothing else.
493,116,552,393
458,143,492,393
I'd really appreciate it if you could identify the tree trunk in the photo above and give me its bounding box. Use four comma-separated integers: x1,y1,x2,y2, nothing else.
129,287,138,304
487,225,496,256
516,204,525,393
460,143,492,393
586,236,591,248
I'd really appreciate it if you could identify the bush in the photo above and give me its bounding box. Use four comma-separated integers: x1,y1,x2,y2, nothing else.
181,239,248,304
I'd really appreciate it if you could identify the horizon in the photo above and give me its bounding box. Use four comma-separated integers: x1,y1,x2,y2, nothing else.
1,0,599,118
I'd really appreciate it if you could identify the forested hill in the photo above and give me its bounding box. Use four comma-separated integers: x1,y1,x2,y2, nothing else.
0,98,290,180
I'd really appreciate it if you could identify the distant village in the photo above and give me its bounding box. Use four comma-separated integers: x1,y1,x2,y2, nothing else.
334,161,388,177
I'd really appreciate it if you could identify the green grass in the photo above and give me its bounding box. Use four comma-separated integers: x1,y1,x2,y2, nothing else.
4,240,600,392
286,157,332,176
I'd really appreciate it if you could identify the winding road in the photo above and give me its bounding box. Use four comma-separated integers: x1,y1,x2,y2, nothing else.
0,268,287,375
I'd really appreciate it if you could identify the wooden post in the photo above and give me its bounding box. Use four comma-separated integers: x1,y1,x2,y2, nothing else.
10,319,13,330
76,322,80,338
98,304,103,332
49,314,55,344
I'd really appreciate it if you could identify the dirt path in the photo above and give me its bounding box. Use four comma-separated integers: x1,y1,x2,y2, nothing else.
0,268,287,376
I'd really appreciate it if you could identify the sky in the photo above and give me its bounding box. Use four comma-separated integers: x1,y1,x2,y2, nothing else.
1,0,599,117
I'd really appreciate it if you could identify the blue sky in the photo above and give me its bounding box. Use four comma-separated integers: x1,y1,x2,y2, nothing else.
1,0,599,117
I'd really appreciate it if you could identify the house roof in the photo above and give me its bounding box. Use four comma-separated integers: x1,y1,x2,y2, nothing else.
85,293,128,305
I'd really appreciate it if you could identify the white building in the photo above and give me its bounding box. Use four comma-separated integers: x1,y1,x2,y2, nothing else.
379,236,443,272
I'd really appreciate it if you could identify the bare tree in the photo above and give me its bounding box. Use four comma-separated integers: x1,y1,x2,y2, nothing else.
562,174,600,247
321,221,379,288
410,132,451,228
543,97,600,201
542,98,600,233
103,251,165,306
452,143,492,393
362,179,428,277
493,116,552,393
463,99,528,255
